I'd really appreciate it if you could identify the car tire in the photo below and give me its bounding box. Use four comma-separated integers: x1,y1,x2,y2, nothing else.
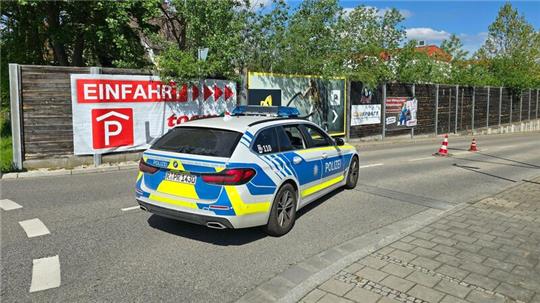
344,156,359,189
264,183,297,237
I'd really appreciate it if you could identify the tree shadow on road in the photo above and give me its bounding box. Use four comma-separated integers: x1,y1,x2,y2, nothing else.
147,215,267,246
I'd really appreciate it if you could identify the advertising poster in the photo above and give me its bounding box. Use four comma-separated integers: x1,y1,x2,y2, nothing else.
350,81,381,126
248,72,347,136
70,74,237,155
247,89,282,106
385,97,418,129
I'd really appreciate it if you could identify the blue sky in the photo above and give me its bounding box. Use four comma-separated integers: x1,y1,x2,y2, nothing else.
280,1,540,55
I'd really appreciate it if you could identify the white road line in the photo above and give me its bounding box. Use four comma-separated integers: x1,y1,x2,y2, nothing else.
0,199,22,211
19,219,51,238
408,156,435,162
359,163,384,168
121,205,140,211
30,256,61,292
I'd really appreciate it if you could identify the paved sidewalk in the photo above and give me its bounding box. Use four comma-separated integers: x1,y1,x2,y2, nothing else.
300,177,540,303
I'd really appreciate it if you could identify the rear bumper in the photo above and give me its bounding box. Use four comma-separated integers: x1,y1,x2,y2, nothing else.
137,199,235,229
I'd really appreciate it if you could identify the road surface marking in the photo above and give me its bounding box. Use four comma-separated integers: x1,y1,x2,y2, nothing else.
359,163,384,168
409,156,435,162
121,205,140,211
0,199,22,211
19,219,50,238
30,256,61,292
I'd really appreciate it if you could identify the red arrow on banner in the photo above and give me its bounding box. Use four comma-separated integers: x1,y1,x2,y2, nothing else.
192,85,199,100
178,84,188,102
213,84,223,101
203,85,213,101
224,85,234,100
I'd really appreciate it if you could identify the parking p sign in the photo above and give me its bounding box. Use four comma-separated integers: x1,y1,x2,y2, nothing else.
91,108,134,149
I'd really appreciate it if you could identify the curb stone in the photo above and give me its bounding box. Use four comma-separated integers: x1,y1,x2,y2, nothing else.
1,162,139,179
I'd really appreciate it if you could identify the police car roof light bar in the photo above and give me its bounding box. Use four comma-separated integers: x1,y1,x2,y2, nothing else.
232,106,300,118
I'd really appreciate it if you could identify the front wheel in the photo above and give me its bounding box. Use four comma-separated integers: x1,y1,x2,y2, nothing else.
264,184,297,237
344,156,359,189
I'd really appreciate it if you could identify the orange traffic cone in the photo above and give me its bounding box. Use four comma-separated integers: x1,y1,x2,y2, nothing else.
469,138,478,152
433,134,449,156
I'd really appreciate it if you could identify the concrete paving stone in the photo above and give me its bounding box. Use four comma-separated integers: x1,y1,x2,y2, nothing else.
489,229,514,239
359,256,388,270
468,225,492,234
453,234,478,244
412,231,435,241
437,265,470,280
411,247,440,258
411,239,437,249
493,236,522,247
344,263,366,274
470,232,495,242
344,286,382,303
301,288,327,303
495,282,535,302
236,288,275,303
319,248,346,263
407,284,445,303
456,250,486,264
432,244,460,256
377,297,400,303
434,279,471,299
380,263,414,278
377,247,396,256
319,278,355,296
482,258,515,272
431,229,453,238
478,247,508,260
318,292,355,303
460,261,493,276
463,273,500,291
488,269,521,285
388,250,417,263
401,236,416,243
258,276,296,299
454,241,482,253
499,244,529,257
355,267,389,282
447,227,473,236
303,256,332,272
440,294,469,303
419,226,434,233
466,289,506,303
279,264,314,285
505,254,538,268
447,221,470,229
380,275,415,293
474,239,501,249
410,256,442,271
431,236,458,247
512,265,539,278
405,270,441,288
532,293,540,303
435,253,462,267
389,241,416,252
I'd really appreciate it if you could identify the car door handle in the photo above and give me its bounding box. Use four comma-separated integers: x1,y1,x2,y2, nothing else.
322,153,328,159
292,156,302,165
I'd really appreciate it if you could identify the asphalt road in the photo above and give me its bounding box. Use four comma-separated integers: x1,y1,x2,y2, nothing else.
1,132,539,302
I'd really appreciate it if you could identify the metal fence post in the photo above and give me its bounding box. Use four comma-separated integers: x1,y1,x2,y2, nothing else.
486,86,490,127
382,83,386,140
435,84,439,135
90,66,102,167
537,89,539,119
509,93,513,124
346,80,351,141
9,63,23,171
471,87,476,132
519,90,523,122
455,85,459,134
411,84,415,139
528,88,531,121
499,87,502,127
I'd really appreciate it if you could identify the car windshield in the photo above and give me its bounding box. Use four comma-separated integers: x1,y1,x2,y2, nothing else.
151,127,242,157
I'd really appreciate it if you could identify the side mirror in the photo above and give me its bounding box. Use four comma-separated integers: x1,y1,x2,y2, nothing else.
335,137,345,146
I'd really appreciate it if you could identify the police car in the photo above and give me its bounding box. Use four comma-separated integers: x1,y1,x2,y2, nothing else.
136,106,359,236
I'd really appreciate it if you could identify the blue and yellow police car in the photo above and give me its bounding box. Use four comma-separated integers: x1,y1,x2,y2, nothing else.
136,106,359,236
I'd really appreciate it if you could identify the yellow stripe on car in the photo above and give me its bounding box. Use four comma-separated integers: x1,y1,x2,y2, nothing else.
156,180,199,199
224,186,270,216
136,172,143,182
301,175,344,198
148,193,198,209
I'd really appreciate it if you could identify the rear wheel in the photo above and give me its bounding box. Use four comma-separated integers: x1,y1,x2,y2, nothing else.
264,184,297,237
344,156,359,189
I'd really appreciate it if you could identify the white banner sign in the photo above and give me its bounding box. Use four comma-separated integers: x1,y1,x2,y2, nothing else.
71,74,237,155
351,104,381,126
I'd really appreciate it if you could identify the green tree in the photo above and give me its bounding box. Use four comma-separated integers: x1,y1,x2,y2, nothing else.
440,34,468,61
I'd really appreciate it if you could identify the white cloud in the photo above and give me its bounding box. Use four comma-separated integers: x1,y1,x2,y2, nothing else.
406,27,450,41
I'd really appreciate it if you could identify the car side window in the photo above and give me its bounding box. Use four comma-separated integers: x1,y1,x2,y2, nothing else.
252,127,278,154
302,124,334,148
280,125,306,150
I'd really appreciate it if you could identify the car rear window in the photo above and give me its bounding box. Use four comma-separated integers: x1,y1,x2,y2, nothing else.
151,127,242,157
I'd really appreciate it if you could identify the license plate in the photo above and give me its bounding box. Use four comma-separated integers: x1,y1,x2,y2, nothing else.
165,171,197,184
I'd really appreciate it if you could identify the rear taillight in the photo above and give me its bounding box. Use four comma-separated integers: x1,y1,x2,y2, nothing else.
201,168,256,185
139,158,159,174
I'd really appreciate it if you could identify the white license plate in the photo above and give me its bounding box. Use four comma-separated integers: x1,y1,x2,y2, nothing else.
165,171,197,184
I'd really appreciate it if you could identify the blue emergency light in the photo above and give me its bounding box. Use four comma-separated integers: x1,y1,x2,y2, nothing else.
232,106,300,118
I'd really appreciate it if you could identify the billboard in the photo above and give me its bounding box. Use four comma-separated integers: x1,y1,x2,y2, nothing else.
70,74,236,155
247,72,347,136
385,97,418,129
350,82,381,126
247,89,282,106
